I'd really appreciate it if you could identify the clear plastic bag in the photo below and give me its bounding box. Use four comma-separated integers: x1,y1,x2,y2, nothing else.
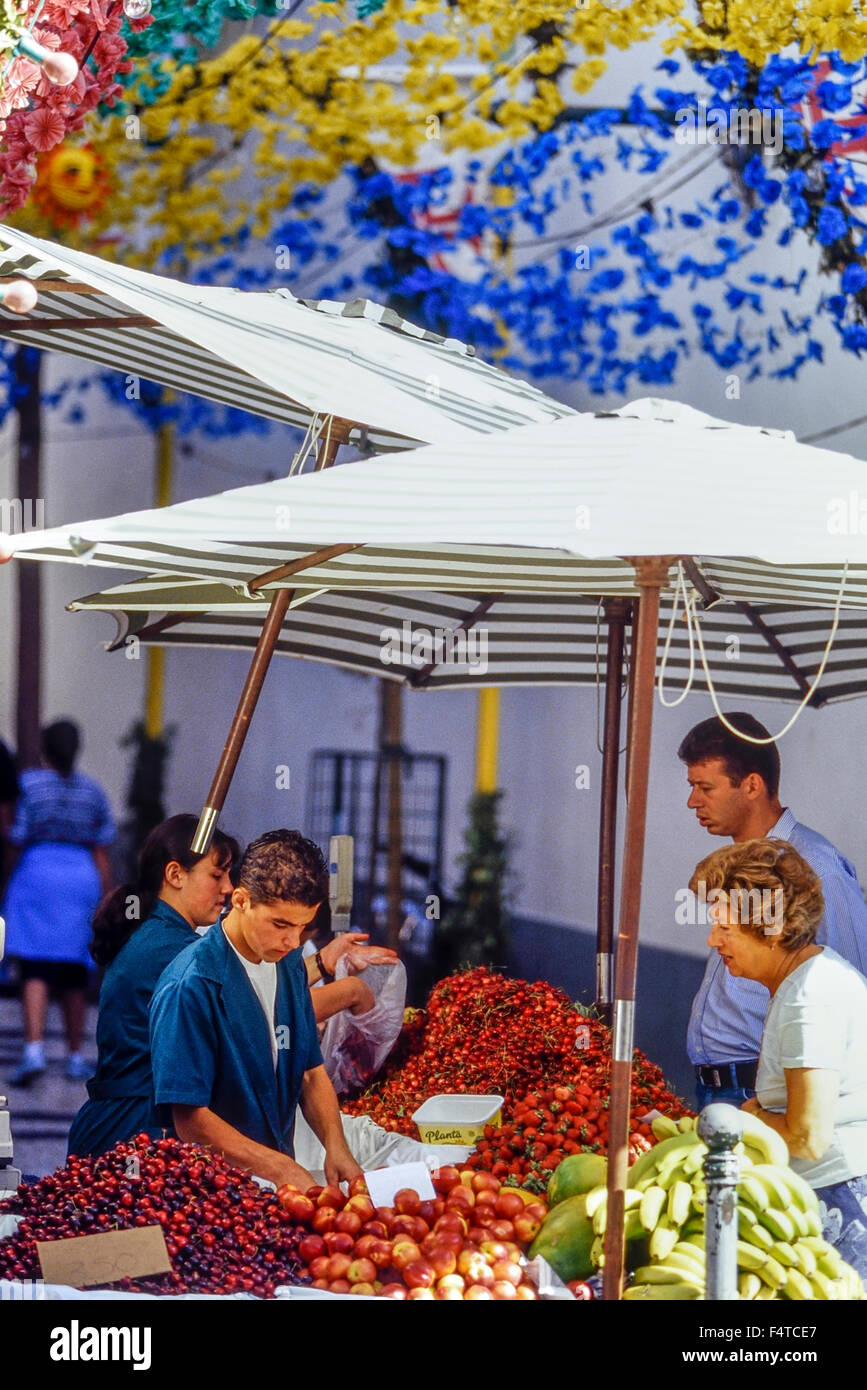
319,956,407,1096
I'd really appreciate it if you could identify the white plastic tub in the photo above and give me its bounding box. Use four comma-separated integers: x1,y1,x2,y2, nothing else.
411,1093,504,1146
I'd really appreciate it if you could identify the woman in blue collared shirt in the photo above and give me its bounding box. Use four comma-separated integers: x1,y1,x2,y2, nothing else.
67,814,238,1158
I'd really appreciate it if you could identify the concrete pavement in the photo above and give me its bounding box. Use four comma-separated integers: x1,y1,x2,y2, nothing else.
0,993,98,1179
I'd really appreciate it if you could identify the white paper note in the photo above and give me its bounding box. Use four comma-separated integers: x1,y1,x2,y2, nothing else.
363,1161,436,1208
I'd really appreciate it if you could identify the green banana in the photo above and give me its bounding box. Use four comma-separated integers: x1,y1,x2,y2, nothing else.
681,1144,706,1178
784,1268,814,1301
677,1233,706,1253
800,1236,832,1255
737,1205,758,1232
633,1264,692,1285
738,1272,762,1300
777,1166,820,1214
667,1180,693,1226
627,1132,703,1188
736,1240,770,1272
816,1248,846,1280
808,1270,836,1300
742,1143,768,1167
750,1165,796,1210
624,1281,701,1301
793,1243,817,1278
738,1175,770,1213
738,1113,790,1167
761,1208,797,1243
585,1185,607,1220
651,1116,681,1141
677,1116,697,1133
769,1240,798,1268
664,1250,706,1283
740,1222,775,1254
756,1255,787,1291
639,1185,667,1233
801,1208,823,1238
787,1207,810,1239
649,1218,680,1261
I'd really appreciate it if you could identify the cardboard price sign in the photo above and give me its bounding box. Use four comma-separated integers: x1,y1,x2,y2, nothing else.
36,1225,171,1288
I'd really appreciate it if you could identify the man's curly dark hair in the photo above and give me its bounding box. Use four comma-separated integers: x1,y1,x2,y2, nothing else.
239,830,328,907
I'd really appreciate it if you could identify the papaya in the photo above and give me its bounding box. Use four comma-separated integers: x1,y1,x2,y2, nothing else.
547,1153,608,1209
528,1194,595,1282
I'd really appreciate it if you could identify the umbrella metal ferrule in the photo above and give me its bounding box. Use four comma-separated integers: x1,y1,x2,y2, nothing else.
595,951,612,1008
698,1103,744,1301
191,806,219,856
612,998,634,1063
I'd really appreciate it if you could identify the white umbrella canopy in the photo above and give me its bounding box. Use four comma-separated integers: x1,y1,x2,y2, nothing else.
68,576,867,706
4,401,867,581
0,224,574,451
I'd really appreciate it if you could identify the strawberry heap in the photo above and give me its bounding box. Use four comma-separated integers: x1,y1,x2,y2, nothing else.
343,967,690,1161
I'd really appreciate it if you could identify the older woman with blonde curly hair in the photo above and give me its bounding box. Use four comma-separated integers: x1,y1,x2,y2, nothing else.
690,837,867,1278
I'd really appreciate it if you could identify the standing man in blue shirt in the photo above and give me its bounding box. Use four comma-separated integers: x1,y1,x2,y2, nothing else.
678,712,867,1111
150,829,362,1190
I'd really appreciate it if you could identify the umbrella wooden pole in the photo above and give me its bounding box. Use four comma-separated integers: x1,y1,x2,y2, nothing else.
595,599,630,1023
191,588,291,854
382,681,404,952
602,558,670,1301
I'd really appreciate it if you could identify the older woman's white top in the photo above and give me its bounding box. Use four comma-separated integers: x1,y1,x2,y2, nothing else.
756,946,867,1187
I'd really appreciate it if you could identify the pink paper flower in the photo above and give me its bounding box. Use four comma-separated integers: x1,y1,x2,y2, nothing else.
22,105,67,151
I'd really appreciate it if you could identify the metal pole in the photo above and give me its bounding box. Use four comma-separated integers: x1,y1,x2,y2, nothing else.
191,587,291,854
475,688,499,794
144,417,174,741
595,598,630,1022
602,556,673,1301
698,1103,743,1301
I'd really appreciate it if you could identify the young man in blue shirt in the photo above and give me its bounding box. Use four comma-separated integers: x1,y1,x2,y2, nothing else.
678,713,867,1111
150,829,362,1190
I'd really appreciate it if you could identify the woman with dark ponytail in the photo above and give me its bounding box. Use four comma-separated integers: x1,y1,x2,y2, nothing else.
67,814,238,1158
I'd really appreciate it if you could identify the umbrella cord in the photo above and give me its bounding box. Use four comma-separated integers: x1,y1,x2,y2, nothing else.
657,562,696,707
658,561,850,740
290,413,332,474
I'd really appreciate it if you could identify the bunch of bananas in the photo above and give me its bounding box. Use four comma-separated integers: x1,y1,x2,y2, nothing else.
584,1113,864,1301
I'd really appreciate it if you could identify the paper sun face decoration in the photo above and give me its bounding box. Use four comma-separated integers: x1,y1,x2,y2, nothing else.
32,142,110,226
0,279,37,312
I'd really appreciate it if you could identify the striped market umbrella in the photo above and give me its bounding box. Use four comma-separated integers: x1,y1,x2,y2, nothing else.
0,224,574,452
68,576,867,705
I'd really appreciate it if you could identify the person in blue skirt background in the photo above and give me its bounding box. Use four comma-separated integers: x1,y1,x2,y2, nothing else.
2,719,115,1085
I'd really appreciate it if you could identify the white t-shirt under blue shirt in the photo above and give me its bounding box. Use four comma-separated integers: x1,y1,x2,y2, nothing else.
224,927,279,1071
756,946,867,1188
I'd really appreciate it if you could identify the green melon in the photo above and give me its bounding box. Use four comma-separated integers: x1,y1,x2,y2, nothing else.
547,1153,608,1208
528,1194,596,1282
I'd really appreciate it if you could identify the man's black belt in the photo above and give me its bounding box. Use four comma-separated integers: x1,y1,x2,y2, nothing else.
694,1060,758,1089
